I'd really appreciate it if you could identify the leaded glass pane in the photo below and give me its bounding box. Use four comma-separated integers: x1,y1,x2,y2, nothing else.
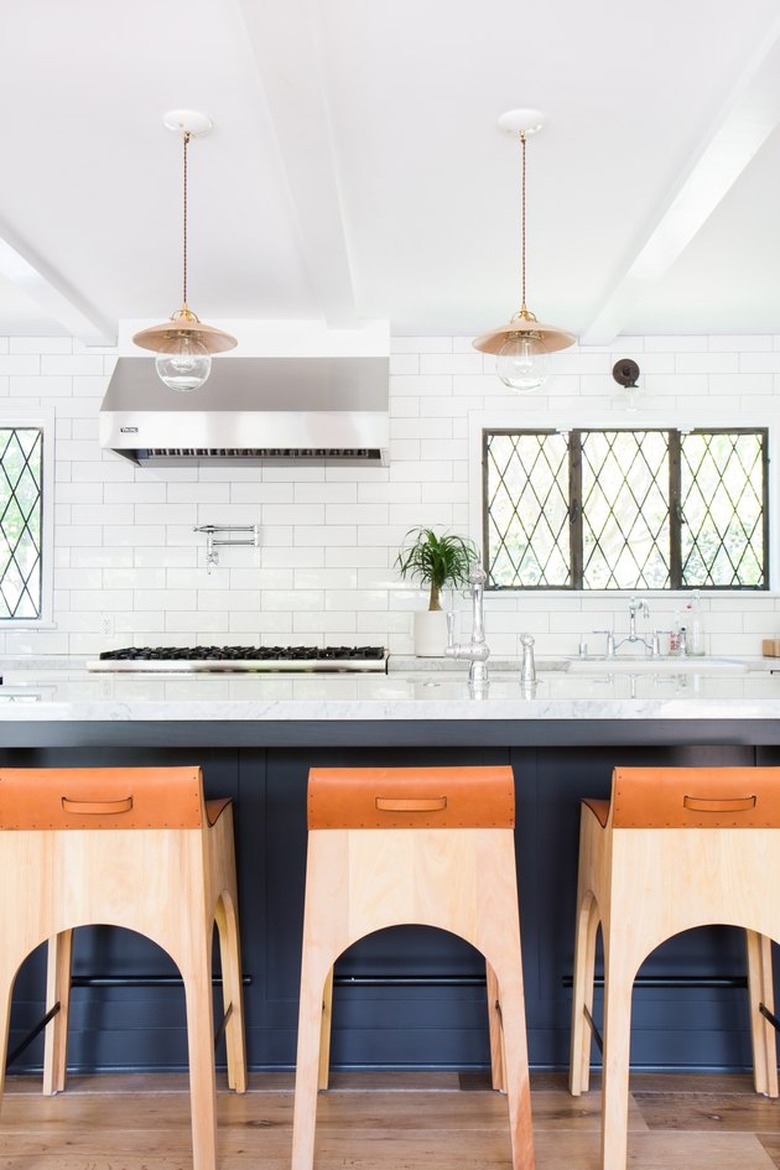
485,431,570,587
0,428,43,618
483,426,767,591
581,431,670,589
680,431,765,588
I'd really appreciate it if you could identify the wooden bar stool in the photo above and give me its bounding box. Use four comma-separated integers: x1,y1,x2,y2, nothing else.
291,764,534,1170
569,765,780,1170
0,765,246,1170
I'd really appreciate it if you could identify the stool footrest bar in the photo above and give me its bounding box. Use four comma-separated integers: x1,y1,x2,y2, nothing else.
759,1002,780,1032
6,1003,60,1070
583,1005,603,1054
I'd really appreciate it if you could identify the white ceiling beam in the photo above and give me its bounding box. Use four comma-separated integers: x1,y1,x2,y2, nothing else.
235,0,359,328
581,17,780,346
0,226,115,345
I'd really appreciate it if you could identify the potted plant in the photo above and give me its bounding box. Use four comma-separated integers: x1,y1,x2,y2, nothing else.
396,527,479,656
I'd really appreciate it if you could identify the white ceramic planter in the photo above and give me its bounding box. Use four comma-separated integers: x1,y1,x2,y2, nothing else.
413,609,449,657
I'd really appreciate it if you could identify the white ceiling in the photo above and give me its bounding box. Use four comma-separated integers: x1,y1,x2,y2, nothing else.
3,0,780,347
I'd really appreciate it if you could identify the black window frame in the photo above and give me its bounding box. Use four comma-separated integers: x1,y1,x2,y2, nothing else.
482,426,769,592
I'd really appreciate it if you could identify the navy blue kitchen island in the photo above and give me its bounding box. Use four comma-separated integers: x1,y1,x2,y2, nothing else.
2,660,779,1077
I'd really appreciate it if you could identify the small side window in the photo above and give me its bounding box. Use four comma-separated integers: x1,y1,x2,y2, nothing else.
0,425,45,619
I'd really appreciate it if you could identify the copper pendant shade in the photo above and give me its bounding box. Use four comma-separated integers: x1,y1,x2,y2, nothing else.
473,110,575,388
133,111,236,390
472,310,575,356
132,310,237,356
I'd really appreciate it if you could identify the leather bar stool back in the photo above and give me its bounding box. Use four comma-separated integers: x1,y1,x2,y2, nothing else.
291,764,534,1170
0,765,246,1170
569,765,780,1170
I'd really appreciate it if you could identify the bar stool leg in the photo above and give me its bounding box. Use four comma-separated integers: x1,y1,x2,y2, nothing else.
292,950,333,1170
214,896,247,1094
43,930,73,1096
490,957,534,1170
486,962,505,1092
0,957,16,1104
180,931,219,1170
746,930,779,1098
318,966,334,1091
569,894,600,1096
600,943,636,1170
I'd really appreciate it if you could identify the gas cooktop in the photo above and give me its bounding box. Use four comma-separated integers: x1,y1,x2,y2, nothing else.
87,645,389,674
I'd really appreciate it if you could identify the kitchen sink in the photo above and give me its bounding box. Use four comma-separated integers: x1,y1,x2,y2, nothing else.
566,655,748,674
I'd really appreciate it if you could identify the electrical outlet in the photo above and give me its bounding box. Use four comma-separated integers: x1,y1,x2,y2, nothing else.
100,615,114,636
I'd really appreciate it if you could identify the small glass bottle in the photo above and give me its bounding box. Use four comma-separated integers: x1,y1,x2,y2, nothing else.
686,590,705,656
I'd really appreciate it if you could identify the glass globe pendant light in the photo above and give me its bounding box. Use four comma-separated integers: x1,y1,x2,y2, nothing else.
473,109,575,391
133,111,236,392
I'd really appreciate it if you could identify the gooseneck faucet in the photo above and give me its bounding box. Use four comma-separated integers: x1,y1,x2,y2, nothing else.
445,564,490,688
594,595,655,657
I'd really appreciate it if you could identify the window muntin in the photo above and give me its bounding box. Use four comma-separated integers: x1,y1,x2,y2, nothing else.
483,427,768,591
0,426,44,618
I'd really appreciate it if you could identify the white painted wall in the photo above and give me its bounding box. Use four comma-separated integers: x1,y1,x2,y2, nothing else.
2,331,780,661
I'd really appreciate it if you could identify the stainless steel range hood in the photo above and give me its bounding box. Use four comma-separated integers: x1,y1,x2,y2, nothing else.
99,355,390,466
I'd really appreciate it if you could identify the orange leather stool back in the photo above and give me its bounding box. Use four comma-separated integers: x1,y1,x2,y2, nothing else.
610,765,780,828
307,764,515,829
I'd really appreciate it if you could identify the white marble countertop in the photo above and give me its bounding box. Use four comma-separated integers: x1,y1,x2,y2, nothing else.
0,654,778,721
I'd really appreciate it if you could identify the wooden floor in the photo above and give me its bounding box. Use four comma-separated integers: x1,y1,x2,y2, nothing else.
2,1068,780,1169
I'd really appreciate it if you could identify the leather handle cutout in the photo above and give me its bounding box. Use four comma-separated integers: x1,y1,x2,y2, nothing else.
375,796,448,813
683,794,756,813
61,796,134,816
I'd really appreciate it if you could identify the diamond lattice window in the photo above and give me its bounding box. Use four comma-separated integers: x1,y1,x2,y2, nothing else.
0,427,43,618
483,427,767,591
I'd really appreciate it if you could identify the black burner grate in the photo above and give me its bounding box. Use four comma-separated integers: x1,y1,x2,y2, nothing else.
99,645,386,662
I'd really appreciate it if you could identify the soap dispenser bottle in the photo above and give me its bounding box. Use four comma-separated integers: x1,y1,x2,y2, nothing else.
686,590,705,656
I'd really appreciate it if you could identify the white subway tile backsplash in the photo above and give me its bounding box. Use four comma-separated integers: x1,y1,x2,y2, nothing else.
1,333,779,656
263,589,323,611
389,353,420,375
293,611,357,634
327,546,386,568
71,503,134,526
105,525,167,546
257,611,295,635
165,610,230,634
392,418,453,441
388,439,421,461
198,589,262,612
392,336,453,354
391,375,453,397
740,352,780,373
295,481,357,504
420,353,483,376
295,525,355,546
675,352,739,374
0,355,40,375
41,355,104,376
135,589,197,611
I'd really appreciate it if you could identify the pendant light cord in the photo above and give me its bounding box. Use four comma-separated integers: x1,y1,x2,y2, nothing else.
182,130,190,312
519,131,528,318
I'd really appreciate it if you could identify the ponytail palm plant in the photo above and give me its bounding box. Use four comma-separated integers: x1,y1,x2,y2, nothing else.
396,527,479,611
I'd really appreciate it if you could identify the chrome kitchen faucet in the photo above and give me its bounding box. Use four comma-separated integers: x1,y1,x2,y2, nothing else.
445,565,490,690
594,595,656,657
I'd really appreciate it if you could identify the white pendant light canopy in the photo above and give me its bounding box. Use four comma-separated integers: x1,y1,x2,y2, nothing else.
133,110,237,393
473,109,575,392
